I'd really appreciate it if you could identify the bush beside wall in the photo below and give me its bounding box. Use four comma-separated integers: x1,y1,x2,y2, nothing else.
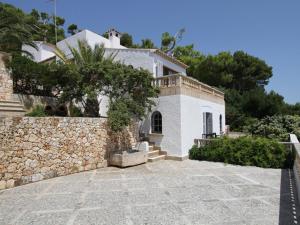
189,136,290,169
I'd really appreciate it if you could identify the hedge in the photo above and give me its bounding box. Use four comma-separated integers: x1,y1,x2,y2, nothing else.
189,136,293,169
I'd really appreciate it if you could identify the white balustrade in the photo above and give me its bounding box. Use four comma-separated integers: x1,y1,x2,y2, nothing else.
153,74,224,98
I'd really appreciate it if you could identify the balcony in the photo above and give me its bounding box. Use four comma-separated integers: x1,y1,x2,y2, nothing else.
153,74,224,104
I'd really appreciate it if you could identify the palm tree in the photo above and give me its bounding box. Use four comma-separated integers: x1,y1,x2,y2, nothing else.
54,40,116,117
0,3,36,55
55,40,115,64
141,39,155,49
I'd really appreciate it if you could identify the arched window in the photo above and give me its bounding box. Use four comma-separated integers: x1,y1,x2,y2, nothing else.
151,111,162,134
219,114,223,134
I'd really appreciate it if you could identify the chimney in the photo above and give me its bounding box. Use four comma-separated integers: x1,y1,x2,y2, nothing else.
108,28,122,48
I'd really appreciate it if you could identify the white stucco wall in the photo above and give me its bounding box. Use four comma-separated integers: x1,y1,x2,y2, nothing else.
57,30,92,58
141,96,182,157
41,44,56,61
22,30,187,78
98,94,109,117
54,30,188,78
23,29,116,62
22,42,55,62
56,30,127,59
180,95,225,157
105,49,154,74
105,49,187,77
141,94,225,157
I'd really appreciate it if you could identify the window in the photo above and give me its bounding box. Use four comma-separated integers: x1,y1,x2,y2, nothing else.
163,66,177,76
219,115,223,134
151,111,162,133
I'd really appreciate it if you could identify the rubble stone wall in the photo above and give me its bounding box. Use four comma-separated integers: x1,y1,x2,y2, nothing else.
0,117,136,189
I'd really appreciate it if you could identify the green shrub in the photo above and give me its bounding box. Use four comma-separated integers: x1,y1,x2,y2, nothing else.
189,136,291,168
243,115,300,141
25,105,47,117
107,99,131,132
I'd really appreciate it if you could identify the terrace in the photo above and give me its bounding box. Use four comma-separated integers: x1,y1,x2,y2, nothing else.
0,160,297,225
153,74,225,104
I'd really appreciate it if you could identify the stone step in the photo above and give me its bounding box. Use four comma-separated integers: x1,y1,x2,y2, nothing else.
0,100,22,105
0,106,25,112
0,110,25,117
0,100,25,114
148,150,160,157
148,144,161,149
148,155,166,162
0,103,24,108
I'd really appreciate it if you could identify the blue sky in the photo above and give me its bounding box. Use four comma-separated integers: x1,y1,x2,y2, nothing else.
3,0,300,104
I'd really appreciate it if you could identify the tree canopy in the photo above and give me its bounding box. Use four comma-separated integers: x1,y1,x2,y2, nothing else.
8,41,159,131
0,2,79,49
141,39,156,49
8,53,71,96
0,3,36,54
67,24,79,35
174,49,273,92
161,28,185,55
169,43,297,130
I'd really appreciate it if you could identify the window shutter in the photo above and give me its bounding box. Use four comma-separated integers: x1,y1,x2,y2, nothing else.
203,112,206,134
219,115,222,134
207,113,213,134
211,114,213,133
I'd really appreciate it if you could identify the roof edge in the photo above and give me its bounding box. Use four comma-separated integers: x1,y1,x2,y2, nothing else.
105,48,188,69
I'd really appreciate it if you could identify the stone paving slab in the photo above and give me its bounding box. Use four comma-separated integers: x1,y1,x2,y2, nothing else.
0,160,299,225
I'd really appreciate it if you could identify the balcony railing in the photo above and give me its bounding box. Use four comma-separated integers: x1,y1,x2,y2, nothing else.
153,74,224,100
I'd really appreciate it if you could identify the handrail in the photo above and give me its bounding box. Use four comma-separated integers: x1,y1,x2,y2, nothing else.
292,143,300,204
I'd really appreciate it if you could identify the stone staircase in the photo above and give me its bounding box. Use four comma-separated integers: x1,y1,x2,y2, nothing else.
0,52,25,117
148,144,167,162
0,100,25,117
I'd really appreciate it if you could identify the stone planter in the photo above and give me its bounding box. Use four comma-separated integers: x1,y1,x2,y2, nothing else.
109,149,148,168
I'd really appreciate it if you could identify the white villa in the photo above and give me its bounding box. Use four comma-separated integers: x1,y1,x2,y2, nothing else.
23,29,225,161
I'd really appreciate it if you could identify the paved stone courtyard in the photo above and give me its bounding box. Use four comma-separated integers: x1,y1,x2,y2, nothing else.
0,160,299,225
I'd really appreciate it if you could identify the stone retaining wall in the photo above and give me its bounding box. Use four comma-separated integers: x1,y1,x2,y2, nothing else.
0,117,136,189
13,94,58,112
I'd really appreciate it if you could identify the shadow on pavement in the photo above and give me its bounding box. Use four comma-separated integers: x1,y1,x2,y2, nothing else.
279,169,299,225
